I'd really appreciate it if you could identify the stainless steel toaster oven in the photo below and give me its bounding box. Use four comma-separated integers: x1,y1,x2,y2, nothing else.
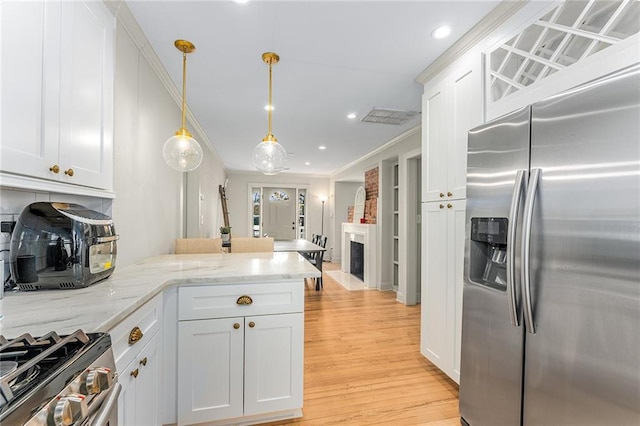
9,202,118,290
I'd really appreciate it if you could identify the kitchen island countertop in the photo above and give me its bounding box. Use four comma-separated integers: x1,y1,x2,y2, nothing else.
0,252,320,338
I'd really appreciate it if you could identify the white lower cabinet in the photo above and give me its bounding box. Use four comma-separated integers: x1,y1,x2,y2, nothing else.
111,293,163,426
118,332,160,426
177,282,304,425
420,199,466,383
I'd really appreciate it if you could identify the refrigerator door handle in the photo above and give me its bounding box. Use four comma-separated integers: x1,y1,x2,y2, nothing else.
507,169,527,327
522,168,541,334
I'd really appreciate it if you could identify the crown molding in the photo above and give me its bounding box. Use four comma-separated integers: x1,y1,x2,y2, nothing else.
102,1,223,164
415,0,527,85
330,124,421,179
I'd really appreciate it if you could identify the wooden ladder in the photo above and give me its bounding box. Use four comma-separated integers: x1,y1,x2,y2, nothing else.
219,184,230,227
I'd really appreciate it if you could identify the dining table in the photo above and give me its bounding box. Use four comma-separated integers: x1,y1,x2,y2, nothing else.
274,239,326,290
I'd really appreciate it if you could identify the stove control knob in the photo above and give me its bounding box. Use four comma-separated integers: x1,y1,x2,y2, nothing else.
85,367,114,395
53,393,88,426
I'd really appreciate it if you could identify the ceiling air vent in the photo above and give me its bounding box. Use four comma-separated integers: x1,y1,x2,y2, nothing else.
360,108,420,125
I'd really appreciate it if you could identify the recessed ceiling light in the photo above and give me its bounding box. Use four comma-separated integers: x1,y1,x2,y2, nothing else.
318,145,326,150
432,25,452,39
305,162,310,166
264,104,273,111
233,0,249,4
347,113,357,119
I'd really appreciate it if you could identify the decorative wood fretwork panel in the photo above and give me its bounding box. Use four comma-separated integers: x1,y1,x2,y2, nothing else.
488,0,639,103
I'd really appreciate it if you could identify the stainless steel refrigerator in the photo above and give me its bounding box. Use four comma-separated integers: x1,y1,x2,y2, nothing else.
459,63,640,426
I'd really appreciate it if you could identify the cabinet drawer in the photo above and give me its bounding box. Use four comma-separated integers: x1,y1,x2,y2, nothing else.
178,281,303,321
110,293,163,371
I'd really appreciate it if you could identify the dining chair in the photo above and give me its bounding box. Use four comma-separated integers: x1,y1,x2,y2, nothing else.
231,237,274,253
175,238,223,254
308,245,325,289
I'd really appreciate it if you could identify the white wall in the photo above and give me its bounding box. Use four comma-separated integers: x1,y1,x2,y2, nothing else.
111,21,185,266
185,150,227,239
225,171,329,241
111,18,226,266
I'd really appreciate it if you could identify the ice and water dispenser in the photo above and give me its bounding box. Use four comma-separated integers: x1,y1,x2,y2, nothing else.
469,217,509,290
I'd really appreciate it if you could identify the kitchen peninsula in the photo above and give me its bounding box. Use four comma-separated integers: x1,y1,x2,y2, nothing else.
1,252,319,425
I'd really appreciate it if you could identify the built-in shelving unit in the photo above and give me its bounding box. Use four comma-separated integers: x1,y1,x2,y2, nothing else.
393,163,399,289
252,187,262,237
297,190,306,239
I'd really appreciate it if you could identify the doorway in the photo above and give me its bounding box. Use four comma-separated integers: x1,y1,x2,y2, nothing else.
263,187,296,240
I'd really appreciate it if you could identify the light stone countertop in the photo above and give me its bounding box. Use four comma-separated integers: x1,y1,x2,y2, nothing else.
0,252,320,338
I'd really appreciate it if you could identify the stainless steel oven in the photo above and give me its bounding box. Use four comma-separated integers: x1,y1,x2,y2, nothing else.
0,330,120,425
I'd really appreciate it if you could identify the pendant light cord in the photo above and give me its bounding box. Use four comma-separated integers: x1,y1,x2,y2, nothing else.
181,49,187,131
267,59,273,137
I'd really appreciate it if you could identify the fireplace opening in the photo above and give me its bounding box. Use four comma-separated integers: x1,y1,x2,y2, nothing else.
350,241,364,281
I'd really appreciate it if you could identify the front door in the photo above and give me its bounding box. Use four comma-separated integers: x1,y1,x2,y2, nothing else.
262,188,296,240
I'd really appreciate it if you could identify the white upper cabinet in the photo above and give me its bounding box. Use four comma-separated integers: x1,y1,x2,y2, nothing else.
421,54,483,202
1,0,114,191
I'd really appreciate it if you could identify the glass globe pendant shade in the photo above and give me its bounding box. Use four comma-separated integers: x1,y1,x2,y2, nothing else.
164,39,203,172
253,134,287,175
163,130,203,172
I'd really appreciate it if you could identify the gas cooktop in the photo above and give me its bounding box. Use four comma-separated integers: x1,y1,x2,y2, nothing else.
0,330,116,425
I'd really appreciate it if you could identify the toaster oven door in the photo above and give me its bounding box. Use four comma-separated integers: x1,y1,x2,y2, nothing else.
89,236,118,274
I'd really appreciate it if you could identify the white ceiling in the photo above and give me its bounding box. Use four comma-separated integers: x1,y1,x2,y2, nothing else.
125,0,501,176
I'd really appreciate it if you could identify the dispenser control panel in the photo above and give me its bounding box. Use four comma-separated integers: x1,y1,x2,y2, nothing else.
470,217,508,245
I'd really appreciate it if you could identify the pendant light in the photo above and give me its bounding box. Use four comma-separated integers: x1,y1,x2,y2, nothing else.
163,40,203,172
253,52,287,175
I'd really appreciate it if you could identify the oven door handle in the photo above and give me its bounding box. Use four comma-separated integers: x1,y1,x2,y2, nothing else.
94,235,119,243
91,382,121,426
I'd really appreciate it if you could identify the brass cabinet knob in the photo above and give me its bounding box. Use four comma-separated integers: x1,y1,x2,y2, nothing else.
439,192,445,198
139,357,147,366
236,295,253,305
233,323,240,329
447,203,453,209
128,326,143,345
439,204,444,209
447,192,453,197
64,168,74,177
130,368,139,379
249,321,256,328
49,165,60,173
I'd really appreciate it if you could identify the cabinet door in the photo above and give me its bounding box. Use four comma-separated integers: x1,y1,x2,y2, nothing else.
420,202,450,372
0,0,60,179
134,333,160,426
58,0,114,189
449,199,466,384
117,333,160,426
178,317,244,425
448,60,482,201
421,84,448,202
118,356,138,426
244,313,304,416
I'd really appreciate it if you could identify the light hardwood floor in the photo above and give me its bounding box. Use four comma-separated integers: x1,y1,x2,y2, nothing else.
266,263,460,426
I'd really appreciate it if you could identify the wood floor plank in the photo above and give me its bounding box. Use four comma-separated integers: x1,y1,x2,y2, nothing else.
265,263,460,426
